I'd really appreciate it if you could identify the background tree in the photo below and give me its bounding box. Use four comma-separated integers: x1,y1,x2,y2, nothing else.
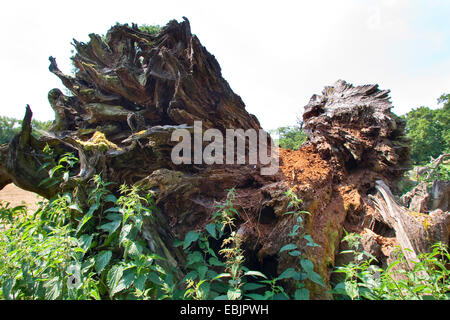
271,125,307,150
0,117,52,145
402,96,449,164
139,24,162,34
0,117,21,145
436,93,450,151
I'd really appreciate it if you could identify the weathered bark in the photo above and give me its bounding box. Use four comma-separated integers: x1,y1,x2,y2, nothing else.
400,182,431,213
302,79,411,179
369,180,449,268
1,18,447,299
0,106,61,198
0,18,273,287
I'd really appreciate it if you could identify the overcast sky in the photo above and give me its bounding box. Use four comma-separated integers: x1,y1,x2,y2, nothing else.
0,0,449,130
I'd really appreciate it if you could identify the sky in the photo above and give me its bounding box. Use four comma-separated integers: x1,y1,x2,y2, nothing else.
0,0,449,130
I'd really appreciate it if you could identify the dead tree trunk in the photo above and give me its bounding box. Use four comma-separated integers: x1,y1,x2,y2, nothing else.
370,180,449,268
0,17,275,286
1,17,447,298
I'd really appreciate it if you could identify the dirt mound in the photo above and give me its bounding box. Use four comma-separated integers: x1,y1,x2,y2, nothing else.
0,184,43,213
279,145,332,188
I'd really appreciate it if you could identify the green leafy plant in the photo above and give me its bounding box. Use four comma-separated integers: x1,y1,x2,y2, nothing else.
0,199,99,300
332,231,450,300
178,188,267,300
256,189,324,300
38,145,79,189
0,148,174,300
270,126,307,150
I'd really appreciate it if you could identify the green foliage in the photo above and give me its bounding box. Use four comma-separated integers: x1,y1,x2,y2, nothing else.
178,188,268,300
417,160,450,185
397,153,450,195
332,231,450,300
402,97,449,164
0,116,52,145
0,200,99,299
0,116,21,145
266,189,323,300
270,126,306,150
0,150,169,300
38,145,79,190
138,24,162,35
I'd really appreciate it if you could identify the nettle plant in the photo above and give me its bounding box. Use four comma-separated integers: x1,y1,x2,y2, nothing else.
261,189,324,300
0,149,174,300
38,144,79,190
176,188,268,300
0,198,97,299
332,231,450,300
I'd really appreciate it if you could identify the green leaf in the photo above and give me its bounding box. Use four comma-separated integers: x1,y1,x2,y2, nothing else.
308,270,325,287
304,235,320,247
76,203,99,234
134,274,146,292
183,231,200,249
48,165,63,178
104,194,118,203
280,243,297,253
76,212,93,234
345,281,359,300
227,288,242,300
87,202,100,215
107,265,124,297
242,283,267,291
78,234,94,253
119,224,132,244
95,250,112,273
209,256,225,267
294,288,310,300
37,161,52,172
288,224,300,236
186,251,204,266
148,272,163,285
44,277,62,300
386,259,401,271
2,278,15,300
244,270,267,279
331,282,347,295
98,220,121,234
126,241,143,258
68,203,82,213
205,223,217,239
212,273,231,280
117,269,136,291
288,250,301,257
300,259,324,286
90,288,101,300
300,259,314,274
184,271,199,282
173,239,183,247
246,293,267,300
104,207,121,214
277,268,299,280
197,265,208,279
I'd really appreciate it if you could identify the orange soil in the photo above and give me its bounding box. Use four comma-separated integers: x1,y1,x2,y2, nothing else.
279,145,332,187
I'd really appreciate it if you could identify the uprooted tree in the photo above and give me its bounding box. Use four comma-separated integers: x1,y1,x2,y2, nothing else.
0,17,448,298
